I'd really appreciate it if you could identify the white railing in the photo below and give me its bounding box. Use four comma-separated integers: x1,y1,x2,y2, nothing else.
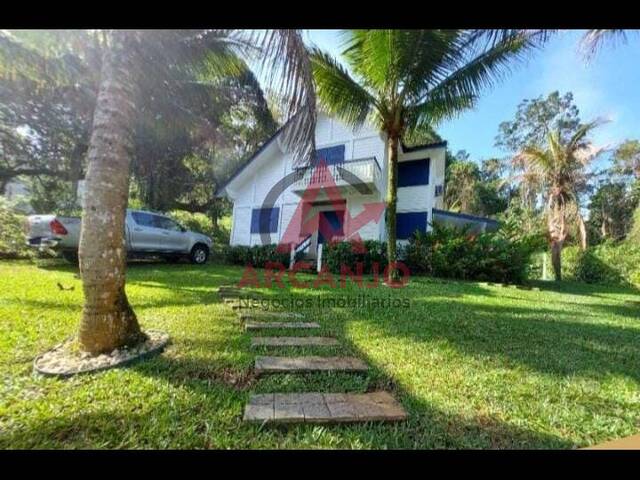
293,157,382,192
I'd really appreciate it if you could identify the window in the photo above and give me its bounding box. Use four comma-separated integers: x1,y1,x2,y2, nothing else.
435,184,444,197
251,207,279,234
398,159,429,187
131,211,155,228
314,145,345,166
154,216,182,232
396,212,428,240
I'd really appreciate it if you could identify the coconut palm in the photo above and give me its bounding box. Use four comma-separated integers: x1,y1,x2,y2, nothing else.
512,120,604,281
78,29,316,354
310,29,545,280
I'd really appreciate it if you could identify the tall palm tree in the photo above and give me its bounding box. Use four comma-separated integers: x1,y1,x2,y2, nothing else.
512,120,603,281
310,30,545,280
78,30,316,354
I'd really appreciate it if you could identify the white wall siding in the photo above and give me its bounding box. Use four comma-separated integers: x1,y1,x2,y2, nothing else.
223,113,446,247
231,206,251,246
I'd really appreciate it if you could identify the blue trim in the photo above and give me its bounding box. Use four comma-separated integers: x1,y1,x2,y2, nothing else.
432,208,500,225
396,211,428,240
398,158,429,187
250,207,279,234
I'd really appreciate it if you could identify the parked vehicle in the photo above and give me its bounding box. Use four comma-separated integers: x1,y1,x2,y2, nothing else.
25,209,213,264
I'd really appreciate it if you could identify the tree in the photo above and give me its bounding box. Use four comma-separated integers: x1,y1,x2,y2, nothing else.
512,121,603,280
77,29,316,354
587,181,637,242
445,153,481,213
612,139,640,180
311,29,544,280
0,30,99,202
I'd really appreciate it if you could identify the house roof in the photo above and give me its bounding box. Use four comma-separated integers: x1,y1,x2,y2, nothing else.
401,140,448,153
214,123,287,197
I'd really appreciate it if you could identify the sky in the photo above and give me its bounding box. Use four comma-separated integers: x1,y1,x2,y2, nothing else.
304,29,640,165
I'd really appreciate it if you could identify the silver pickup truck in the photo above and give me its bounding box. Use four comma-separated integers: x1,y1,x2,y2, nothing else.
25,209,213,264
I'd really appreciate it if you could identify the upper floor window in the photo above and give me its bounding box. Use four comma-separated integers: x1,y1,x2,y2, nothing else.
314,145,345,166
251,207,279,234
398,158,429,187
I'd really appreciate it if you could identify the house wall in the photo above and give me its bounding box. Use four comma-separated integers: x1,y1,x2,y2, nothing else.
226,113,445,247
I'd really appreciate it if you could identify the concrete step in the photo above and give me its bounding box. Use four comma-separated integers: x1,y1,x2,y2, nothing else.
254,356,367,375
243,391,407,424
239,311,305,320
251,337,339,347
245,321,320,331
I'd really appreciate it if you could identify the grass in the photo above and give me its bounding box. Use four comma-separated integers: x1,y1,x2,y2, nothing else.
1,259,639,449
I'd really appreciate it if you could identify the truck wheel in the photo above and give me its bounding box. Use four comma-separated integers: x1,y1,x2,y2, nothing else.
61,251,79,265
190,244,209,265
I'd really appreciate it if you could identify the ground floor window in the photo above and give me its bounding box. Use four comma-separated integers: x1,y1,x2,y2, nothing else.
250,207,279,234
396,211,428,239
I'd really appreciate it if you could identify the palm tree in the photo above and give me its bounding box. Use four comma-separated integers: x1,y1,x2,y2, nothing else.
512,120,603,281
78,30,316,354
310,30,545,280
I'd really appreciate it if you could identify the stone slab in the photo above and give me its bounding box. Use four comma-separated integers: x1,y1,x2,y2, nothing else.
245,322,320,331
254,356,368,374
243,391,407,424
239,311,305,320
250,337,338,347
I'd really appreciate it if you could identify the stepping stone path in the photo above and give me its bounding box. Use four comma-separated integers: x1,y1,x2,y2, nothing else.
217,284,407,425
244,392,407,424
255,356,368,375
251,337,339,347
245,321,320,331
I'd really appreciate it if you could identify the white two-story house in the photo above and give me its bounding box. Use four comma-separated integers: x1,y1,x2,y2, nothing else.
216,113,448,259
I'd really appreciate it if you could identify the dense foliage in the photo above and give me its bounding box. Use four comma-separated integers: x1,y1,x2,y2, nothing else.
223,244,290,268
539,242,640,286
323,240,388,274
403,224,536,284
0,198,32,259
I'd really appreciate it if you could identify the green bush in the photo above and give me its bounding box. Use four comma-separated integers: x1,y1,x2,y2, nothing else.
404,224,534,284
324,240,387,274
223,244,290,268
539,241,640,286
0,198,34,260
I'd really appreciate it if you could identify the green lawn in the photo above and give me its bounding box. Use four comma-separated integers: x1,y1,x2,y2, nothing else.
1,260,639,449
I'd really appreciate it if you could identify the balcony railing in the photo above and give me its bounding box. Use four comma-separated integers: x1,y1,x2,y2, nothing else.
292,157,382,194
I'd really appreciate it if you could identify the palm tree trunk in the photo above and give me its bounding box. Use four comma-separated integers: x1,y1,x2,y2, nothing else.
577,211,588,250
77,30,145,354
550,239,563,281
547,200,566,281
385,134,399,282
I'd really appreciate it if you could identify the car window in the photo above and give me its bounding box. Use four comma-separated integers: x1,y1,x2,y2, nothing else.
154,216,181,231
131,212,155,227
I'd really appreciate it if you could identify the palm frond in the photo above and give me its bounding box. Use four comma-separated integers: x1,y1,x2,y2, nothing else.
310,47,376,129
246,29,316,165
580,29,628,59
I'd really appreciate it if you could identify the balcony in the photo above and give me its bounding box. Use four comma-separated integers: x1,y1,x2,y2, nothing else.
292,157,382,196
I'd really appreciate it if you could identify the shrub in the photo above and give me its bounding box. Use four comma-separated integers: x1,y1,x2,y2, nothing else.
0,198,34,260
538,241,640,286
404,224,534,284
324,240,387,274
224,244,289,268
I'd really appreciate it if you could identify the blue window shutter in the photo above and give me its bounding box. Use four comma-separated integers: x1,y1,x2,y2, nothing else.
398,159,429,187
396,212,428,239
315,145,345,166
251,208,279,234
